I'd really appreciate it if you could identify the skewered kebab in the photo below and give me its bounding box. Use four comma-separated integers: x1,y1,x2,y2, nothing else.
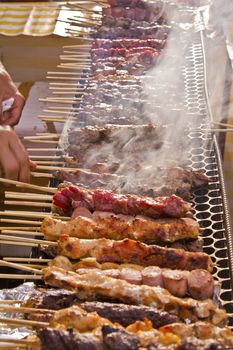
35,307,233,349
2,306,233,350
101,15,167,29
52,235,212,271
79,84,145,101
90,46,159,59
23,289,179,327
92,24,170,40
52,185,192,218
42,266,226,325
49,255,215,300
54,166,211,200
102,3,166,23
91,55,158,76
78,94,147,113
66,123,164,160
68,105,149,127
66,123,161,147
91,38,166,49
37,324,233,350
41,212,200,243
107,0,161,7
32,307,233,348
79,92,146,110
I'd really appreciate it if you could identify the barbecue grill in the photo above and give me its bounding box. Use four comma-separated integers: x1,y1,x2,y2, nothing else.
0,0,233,344
57,3,233,326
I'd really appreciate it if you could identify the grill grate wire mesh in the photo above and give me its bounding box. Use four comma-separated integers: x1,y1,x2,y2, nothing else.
183,22,233,326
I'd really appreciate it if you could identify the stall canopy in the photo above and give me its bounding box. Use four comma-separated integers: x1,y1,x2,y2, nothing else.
0,2,61,36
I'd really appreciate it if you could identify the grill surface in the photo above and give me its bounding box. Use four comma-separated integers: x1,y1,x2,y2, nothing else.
57,6,233,326
183,27,233,325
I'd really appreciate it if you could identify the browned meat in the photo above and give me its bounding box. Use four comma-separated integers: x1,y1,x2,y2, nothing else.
43,266,227,325
53,185,192,219
40,214,200,243
56,235,213,271
49,256,215,300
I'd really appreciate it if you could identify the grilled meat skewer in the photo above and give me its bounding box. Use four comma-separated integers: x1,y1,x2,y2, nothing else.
91,38,166,50
54,166,211,200
41,213,200,243
37,325,233,350
54,235,212,271
34,306,233,350
53,185,192,218
24,289,178,328
43,266,226,325
50,255,215,300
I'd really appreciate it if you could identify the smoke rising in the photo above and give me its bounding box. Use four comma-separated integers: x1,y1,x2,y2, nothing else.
59,0,228,196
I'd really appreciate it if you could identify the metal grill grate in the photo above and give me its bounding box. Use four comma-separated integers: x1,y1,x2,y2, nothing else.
184,31,233,326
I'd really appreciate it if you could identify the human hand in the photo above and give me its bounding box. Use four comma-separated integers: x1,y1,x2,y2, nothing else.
0,64,25,126
0,125,36,183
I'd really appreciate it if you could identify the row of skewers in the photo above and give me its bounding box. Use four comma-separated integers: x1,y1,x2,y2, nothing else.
0,0,233,349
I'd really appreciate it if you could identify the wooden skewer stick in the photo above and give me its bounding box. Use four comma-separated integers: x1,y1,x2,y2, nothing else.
39,112,70,117
0,273,42,279
59,58,91,63
63,44,92,48
57,65,90,70
47,76,90,81
47,106,81,111
48,70,90,75
0,305,54,314
0,211,68,220
36,132,60,136
0,177,56,193
40,99,82,105
3,257,50,262
1,230,43,236
5,191,53,200
31,173,54,179
27,148,62,152
67,17,98,26
0,219,41,225
0,305,53,315
49,82,83,86
0,259,43,274
42,110,76,114
4,200,53,207
36,165,75,171
49,86,85,90
52,91,80,95
60,57,91,62
0,227,40,230
28,140,59,144
0,316,48,328
0,299,23,304
24,134,60,140
39,117,67,123
34,161,65,165
0,234,56,245
30,156,62,160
